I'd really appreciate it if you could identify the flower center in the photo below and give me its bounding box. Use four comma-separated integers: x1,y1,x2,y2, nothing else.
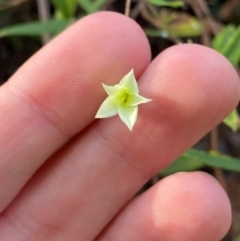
121,93,129,104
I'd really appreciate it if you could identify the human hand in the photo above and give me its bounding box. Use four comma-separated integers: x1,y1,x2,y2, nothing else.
0,12,239,241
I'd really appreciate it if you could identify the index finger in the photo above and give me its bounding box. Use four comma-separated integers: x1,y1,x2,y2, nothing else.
0,12,151,212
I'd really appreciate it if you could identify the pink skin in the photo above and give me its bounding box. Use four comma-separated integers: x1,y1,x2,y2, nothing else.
0,12,239,241
96,172,231,241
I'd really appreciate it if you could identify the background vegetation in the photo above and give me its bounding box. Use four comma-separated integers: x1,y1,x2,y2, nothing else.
0,0,239,240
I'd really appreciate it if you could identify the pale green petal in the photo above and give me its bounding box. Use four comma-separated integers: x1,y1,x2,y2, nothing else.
119,69,139,94
95,97,118,118
127,93,152,106
118,105,138,131
102,84,120,96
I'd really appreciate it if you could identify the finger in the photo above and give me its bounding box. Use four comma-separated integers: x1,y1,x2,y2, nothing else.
0,44,238,241
96,172,231,241
0,12,150,212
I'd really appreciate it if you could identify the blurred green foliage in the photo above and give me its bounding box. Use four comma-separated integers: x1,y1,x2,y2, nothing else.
212,25,240,132
145,10,203,38
212,24,240,67
143,0,203,40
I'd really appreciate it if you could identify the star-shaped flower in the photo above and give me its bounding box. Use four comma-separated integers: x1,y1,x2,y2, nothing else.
95,69,152,131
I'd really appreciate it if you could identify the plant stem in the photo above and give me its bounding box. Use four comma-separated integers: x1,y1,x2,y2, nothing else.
125,0,132,17
37,0,51,45
131,0,145,19
210,127,227,189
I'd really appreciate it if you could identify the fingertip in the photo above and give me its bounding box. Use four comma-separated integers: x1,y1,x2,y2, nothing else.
97,171,231,241
75,11,151,75
151,172,231,241
140,43,240,139
158,43,240,111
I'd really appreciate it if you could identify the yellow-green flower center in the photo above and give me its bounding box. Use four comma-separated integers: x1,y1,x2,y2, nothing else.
121,93,129,104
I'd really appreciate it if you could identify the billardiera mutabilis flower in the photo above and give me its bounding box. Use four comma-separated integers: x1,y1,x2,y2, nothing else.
95,69,152,131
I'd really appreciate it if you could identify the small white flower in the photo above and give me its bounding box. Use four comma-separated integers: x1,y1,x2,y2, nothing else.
95,69,152,131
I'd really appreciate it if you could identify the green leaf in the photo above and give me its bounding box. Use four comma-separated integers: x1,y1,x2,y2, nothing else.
145,16,203,38
77,0,107,13
212,25,240,67
194,149,240,172
147,0,184,8
167,15,203,37
51,0,77,19
146,10,203,38
0,19,70,37
162,148,240,175
161,153,205,176
223,109,240,132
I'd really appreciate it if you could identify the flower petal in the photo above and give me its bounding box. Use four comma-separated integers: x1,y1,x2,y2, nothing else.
102,84,120,96
118,104,138,131
95,97,118,118
119,69,139,94
127,93,152,106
